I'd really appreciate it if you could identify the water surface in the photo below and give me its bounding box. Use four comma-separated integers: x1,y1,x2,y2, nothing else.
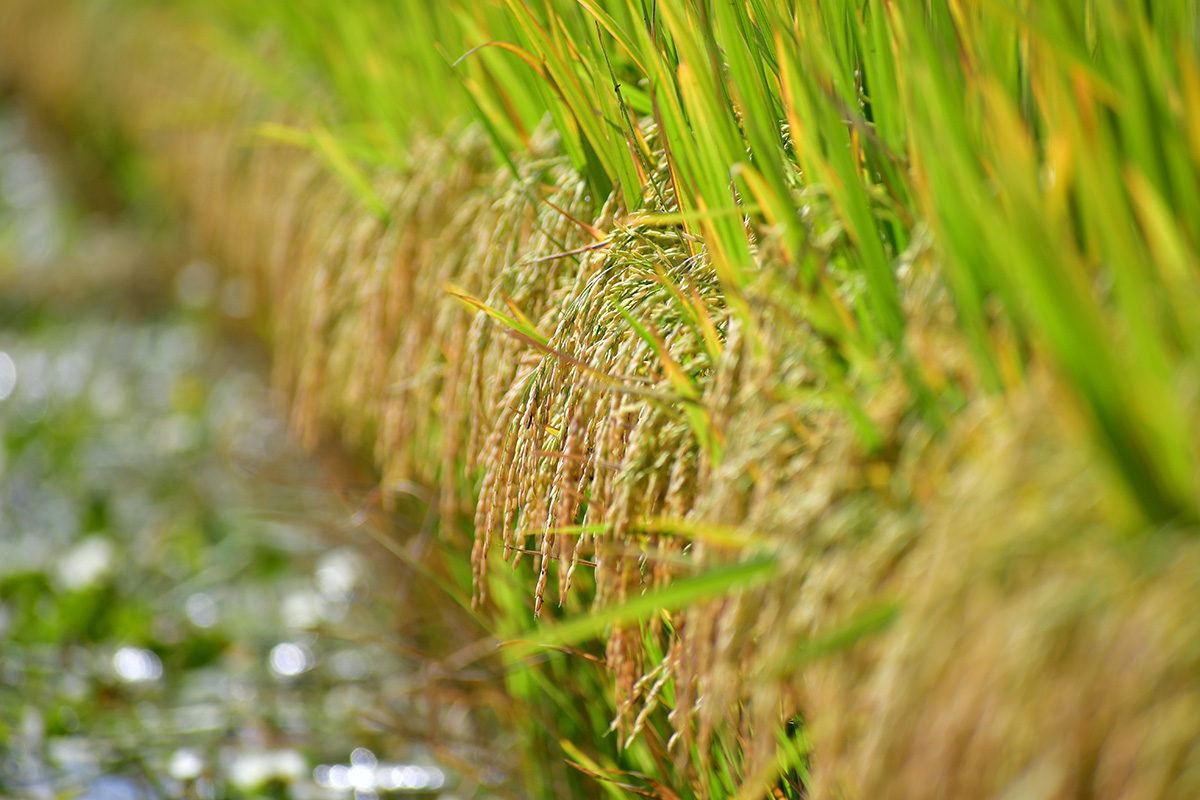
0,108,501,800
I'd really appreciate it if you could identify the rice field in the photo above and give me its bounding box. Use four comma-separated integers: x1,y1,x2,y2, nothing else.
2,0,1200,797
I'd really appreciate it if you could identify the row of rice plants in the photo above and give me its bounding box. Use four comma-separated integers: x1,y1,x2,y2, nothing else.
5,0,1200,797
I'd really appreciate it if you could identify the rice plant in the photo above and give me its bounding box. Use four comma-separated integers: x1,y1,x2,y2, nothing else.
2,0,1200,797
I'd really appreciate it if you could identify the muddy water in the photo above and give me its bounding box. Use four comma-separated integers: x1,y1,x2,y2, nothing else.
0,109,504,799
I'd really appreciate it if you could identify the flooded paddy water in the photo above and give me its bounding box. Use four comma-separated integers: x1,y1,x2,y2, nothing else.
0,109,504,799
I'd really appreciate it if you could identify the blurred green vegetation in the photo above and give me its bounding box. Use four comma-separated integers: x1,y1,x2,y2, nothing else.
0,110,495,799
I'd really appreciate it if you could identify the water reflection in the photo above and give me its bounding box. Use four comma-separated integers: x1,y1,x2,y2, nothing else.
314,749,447,798
56,536,115,590
316,549,363,603
0,114,64,264
112,647,163,684
228,749,307,791
184,592,218,628
166,748,202,781
270,642,316,678
331,649,371,681
0,108,480,798
0,351,17,399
